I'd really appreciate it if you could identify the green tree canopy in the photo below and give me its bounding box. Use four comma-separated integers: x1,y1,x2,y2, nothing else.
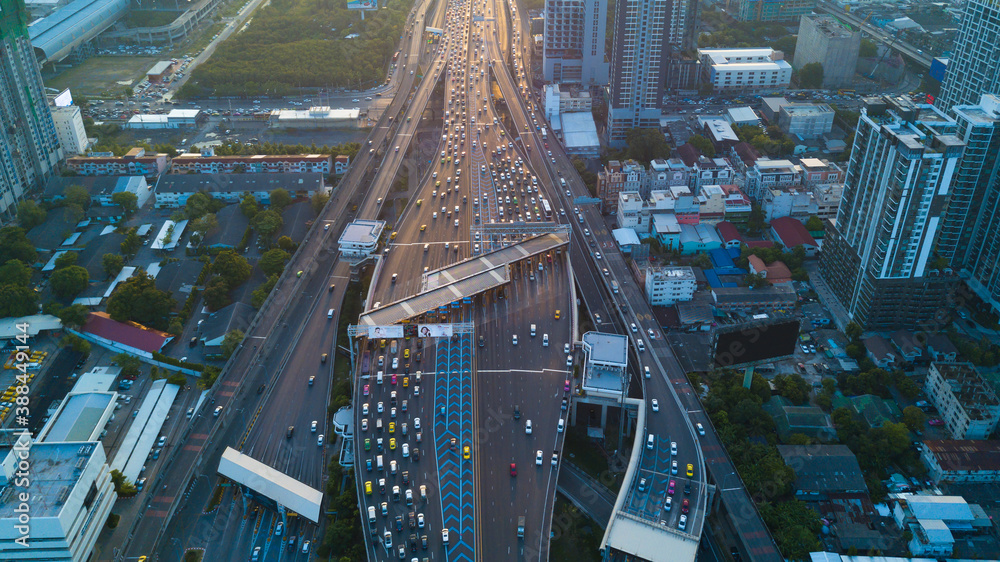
212,250,252,287
0,226,38,265
63,185,91,209
0,284,39,317
311,191,330,215
114,353,142,379
805,215,824,231
240,192,260,219
686,134,716,157
57,304,92,329
120,228,142,259
0,259,33,287
185,192,224,220
202,276,232,311
54,251,79,270
259,248,291,277
798,62,825,89
251,209,284,241
60,333,92,354
251,274,279,308
189,213,219,244
106,273,175,329
625,128,671,162
103,253,124,278
111,191,139,220
221,329,245,359
902,405,927,432
269,188,292,210
17,200,47,230
50,265,90,299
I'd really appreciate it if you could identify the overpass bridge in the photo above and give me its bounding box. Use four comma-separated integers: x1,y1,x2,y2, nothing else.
816,1,933,68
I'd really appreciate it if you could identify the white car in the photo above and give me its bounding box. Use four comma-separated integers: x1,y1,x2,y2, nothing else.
696,423,705,436
512,334,518,345
670,441,678,456
557,418,565,432
566,355,573,366
535,450,543,465
651,399,659,412
378,402,384,413
671,460,678,475
525,420,532,434
630,323,638,333
363,403,369,415
361,418,368,431
414,417,421,430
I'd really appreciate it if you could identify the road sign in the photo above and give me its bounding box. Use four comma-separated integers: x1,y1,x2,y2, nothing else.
573,196,602,205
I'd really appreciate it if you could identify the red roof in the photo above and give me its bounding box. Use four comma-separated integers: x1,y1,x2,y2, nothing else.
715,221,743,243
82,312,172,354
770,216,818,249
733,142,761,168
675,144,701,167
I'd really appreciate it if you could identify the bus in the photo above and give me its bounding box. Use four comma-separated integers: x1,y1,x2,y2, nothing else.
541,199,552,219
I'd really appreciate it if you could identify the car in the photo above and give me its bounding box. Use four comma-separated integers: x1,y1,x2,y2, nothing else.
463,445,471,459
363,384,370,397
378,402,384,413
652,399,659,412
630,323,638,333
389,422,395,433
668,479,676,494
510,462,517,476
566,355,573,367
536,450,543,465
684,483,691,495
557,418,565,432
671,460,678,475
363,403,369,415
390,407,396,418
551,452,558,466
929,418,944,426
648,328,656,339
442,528,450,545
390,438,396,450
364,438,371,450
696,423,705,436
525,419,533,434
682,498,690,514
365,480,373,495
512,334,518,345
384,531,393,548
670,441,678,456
679,514,687,530
317,434,324,446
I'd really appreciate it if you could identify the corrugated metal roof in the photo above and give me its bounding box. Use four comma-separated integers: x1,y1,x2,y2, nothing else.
28,0,129,62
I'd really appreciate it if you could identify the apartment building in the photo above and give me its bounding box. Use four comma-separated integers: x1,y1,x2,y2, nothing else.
744,158,802,201
542,0,609,85
937,0,1000,110
925,362,1000,440
597,160,646,212
697,48,792,92
67,148,169,178
171,152,334,174
645,266,697,305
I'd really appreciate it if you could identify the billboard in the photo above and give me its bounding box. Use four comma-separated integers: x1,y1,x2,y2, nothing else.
367,325,404,339
347,0,377,8
713,320,800,368
53,89,73,107
418,324,453,338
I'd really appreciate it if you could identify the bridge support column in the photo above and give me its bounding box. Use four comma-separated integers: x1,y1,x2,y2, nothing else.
600,403,607,427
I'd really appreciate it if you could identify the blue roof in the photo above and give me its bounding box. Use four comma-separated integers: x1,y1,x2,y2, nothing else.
28,0,129,62
709,248,735,268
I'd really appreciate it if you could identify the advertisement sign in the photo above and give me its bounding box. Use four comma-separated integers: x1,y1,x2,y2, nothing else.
367,325,404,339
347,0,377,9
417,324,453,338
53,89,73,107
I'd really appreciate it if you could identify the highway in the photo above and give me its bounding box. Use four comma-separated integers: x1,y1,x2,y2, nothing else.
114,1,447,559
816,1,933,68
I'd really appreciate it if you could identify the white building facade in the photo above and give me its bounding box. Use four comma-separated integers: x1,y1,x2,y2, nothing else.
645,266,696,305
50,105,90,156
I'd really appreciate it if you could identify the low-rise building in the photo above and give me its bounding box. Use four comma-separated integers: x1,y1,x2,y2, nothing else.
748,255,792,284
799,158,844,186
689,156,735,190
769,216,819,256
338,219,385,260
679,223,723,254
697,48,792,92
644,266,696,306
124,109,202,129
726,106,760,127
777,103,835,139
715,221,743,248
646,158,689,194
268,107,360,129
762,186,817,222
926,334,959,362
334,155,350,175
699,117,740,152
0,439,118,562
863,335,897,368
711,284,796,311
153,173,327,208
171,150,334,174
776,444,867,501
598,160,645,213
893,495,979,557
722,185,753,226
890,329,923,363
542,84,593,117
921,439,1000,483
67,148,169,178
925,362,1000,439
744,158,802,201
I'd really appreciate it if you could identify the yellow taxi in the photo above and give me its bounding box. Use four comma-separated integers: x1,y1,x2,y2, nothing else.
380,339,387,348
365,481,373,495
416,199,423,206
402,376,409,388
389,422,395,433
436,180,441,187
687,464,694,477
390,438,396,450
404,349,410,359
390,231,397,240
420,225,426,232
463,445,471,459
554,310,561,320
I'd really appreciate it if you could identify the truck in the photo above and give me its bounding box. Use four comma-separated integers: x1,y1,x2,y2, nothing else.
517,516,525,538
540,127,547,140
361,350,372,375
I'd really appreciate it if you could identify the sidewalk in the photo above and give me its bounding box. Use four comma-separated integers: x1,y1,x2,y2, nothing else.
806,262,851,331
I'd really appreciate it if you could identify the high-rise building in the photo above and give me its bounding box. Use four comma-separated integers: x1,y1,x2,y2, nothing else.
0,0,62,220
51,104,89,156
542,0,609,86
793,15,861,88
942,95,1000,313
607,0,696,146
736,0,815,22
937,0,1000,110
820,96,964,329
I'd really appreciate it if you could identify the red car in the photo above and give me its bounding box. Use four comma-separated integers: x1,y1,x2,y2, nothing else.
364,384,370,396
928,418,944,426
668,479,676,495
681,499,689,514
391,374,397,385
510,463,517,477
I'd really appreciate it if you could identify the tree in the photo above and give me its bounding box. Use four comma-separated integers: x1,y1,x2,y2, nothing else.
154,143,179,158
773,35,797,57
277,236,296,252
902,406,927,432
251,209,283,241
57,304,91,329
845,322,863,342
859,39,877,58
63,185,91,209
54,251,78,269
221,329,244,359
189,213,219,244
240,192,260,219
799,62,824,89
168,317,183,336
17,200,47,230
744,272,770,289
113,353,142,379
60,333,91,355
103,253,124,278
202,277,231,311
269,188,292,210
212,250,252,287
106,273,175,329
251,274,279,308
0,259,32,287
0,284,39,317
0,226,38,265
625,128,671,162
64,203,85,226
120,228,142,259
805,215,824,232
111,191,139,220
686,135,716,157
773,373,810,404
259,249,291,277
167,372,188,386
311,191,330,215
50,266,90,299
185,192,221,220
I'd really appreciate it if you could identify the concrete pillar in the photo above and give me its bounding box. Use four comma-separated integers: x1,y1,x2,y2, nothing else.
600,403,607,427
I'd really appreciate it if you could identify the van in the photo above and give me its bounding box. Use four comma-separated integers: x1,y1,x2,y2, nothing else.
328,308,334,319
420,485,427,501
647,434,655,450
377,371,384,384
530,324,536,337
368,506,377,525
637,339,645,352
376,455,384,470
560,178,567,187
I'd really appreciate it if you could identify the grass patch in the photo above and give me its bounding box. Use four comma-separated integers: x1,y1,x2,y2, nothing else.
549,497,603,562
205,481,225,512
45,56,161,97
183,550,204,562
126,10,182,28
